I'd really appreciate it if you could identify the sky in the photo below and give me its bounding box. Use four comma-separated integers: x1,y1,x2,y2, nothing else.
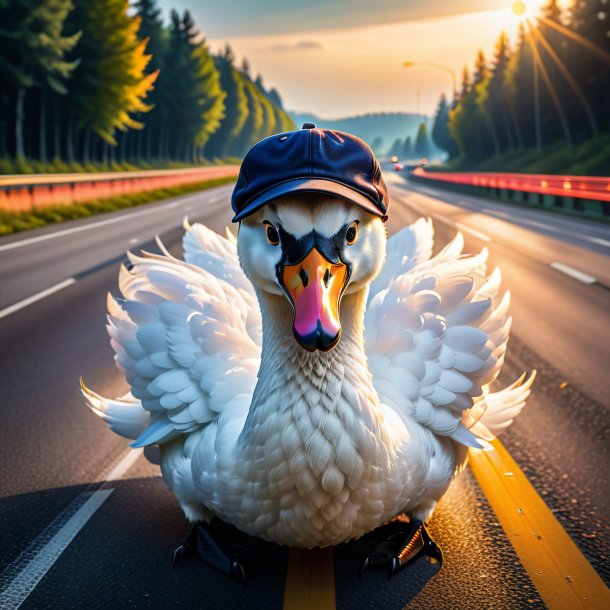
157,0,553,119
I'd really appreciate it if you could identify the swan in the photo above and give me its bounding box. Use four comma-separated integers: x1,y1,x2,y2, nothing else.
82,127,534,582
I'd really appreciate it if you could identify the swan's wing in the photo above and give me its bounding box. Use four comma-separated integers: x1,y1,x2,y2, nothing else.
368,217,434,303
365,225,532,449
83,224,261,447
182,219,261,345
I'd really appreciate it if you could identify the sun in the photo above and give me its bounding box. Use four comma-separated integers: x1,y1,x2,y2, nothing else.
511,1,528,17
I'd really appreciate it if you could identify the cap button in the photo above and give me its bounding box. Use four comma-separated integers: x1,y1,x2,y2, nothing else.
301,122,316,129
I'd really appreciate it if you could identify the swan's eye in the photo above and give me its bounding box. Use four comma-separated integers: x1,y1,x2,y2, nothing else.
346,221,359,245
264,222,280,246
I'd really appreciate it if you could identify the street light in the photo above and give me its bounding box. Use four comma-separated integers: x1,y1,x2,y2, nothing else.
402,61,457,98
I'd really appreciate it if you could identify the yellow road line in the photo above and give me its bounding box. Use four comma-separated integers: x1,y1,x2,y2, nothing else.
469,439,610,609
283,547,335,610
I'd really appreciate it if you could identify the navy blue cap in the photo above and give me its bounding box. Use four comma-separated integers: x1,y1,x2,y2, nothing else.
231,124,389,222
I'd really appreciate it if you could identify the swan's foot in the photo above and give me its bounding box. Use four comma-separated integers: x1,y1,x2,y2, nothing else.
172,521,247,588
360,520,442,580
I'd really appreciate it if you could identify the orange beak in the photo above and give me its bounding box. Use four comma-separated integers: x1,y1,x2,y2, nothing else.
280,248,349,351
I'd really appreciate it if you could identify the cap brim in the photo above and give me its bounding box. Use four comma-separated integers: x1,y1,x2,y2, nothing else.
232,178,385,222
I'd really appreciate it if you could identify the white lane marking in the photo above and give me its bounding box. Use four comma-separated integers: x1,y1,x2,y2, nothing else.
129,238,139,244
0,449,142,609
455,223,491,242
0,278,76,320
0,189,228,252
587,236,610,248
550,262,597,284
518,218,553,230
0,490,113,609
430,213,454,226
479,208,501,216
413,188,610,248
493,213,610,249
105,448,143,482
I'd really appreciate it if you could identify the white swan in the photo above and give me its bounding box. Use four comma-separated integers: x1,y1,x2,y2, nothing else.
83,196,533,562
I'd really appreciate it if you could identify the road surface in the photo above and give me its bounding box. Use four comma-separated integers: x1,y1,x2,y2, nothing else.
0,174,608,608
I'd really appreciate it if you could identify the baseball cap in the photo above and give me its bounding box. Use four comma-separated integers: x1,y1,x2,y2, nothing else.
231,124,389,222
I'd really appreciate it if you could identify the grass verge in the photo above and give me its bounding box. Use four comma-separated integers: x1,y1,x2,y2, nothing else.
438,134,610,176
0,156,235,175
0,175,236,236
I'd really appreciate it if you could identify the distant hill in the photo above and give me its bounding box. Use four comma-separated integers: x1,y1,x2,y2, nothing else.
288,111,433,156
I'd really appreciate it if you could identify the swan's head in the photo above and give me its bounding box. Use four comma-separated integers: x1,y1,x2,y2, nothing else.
237,193,387,351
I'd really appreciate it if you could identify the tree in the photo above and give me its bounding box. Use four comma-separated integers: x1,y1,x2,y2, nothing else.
564,0,610,134
414,122,432,159
0,0,295,168
389,137,403,157
267,87,284,109
64,0,156,161
370,136,384,155
205,52,248,159
504,23,532,149
130,0,167,160
254,86,277,142
231,76,263,156
0,0,80,159
431,94,458,158
485,31,516,153
473,49,500,156
448,65,473,159
163,9,224,161
401,135,414,160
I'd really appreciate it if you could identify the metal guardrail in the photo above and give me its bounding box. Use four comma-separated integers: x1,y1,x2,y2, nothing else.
409,168,610,221
0,166,239,213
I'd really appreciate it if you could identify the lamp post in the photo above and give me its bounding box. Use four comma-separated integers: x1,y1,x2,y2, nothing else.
402,61,457,98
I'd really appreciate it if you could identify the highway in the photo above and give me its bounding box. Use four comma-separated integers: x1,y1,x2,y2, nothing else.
0,174,608,608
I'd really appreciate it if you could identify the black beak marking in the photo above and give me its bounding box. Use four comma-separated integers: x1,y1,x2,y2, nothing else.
298,267,309,287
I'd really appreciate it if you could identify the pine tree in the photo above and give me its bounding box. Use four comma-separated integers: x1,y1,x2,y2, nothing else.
414,122,431,159
64,0,156,162
205,51,248,159
485,31,516,153
504,23,531,149
163,10,224,161
389,137,403,158
267,87,284,109
431,94,458,158
131,0,167,160
255,87,277,142
275,105,295,133
370,136,384,155
232,78,263,155
448,66,474,159
0,0,80,159
401,135,414,160
473,49,500,156
566,0,610,133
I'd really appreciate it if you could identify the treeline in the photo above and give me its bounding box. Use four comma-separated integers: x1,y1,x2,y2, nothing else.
431,0,610,174
388,122,435,161
0,0,294,172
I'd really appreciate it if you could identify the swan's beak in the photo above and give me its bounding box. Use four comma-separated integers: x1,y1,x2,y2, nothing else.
280,247,349,351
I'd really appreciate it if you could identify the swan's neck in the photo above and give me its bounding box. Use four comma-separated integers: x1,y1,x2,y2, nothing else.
243,287,381,435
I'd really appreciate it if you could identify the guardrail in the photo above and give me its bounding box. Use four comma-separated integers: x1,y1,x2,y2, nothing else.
0,166,239,213
409,168,610,221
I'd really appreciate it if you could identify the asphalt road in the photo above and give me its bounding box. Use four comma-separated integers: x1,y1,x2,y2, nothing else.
0,175,608,608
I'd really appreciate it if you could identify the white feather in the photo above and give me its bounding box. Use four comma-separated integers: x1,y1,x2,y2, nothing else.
84,214,532,547
365,224,528,447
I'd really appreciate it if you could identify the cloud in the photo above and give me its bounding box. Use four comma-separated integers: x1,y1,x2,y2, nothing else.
267,40,325,52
